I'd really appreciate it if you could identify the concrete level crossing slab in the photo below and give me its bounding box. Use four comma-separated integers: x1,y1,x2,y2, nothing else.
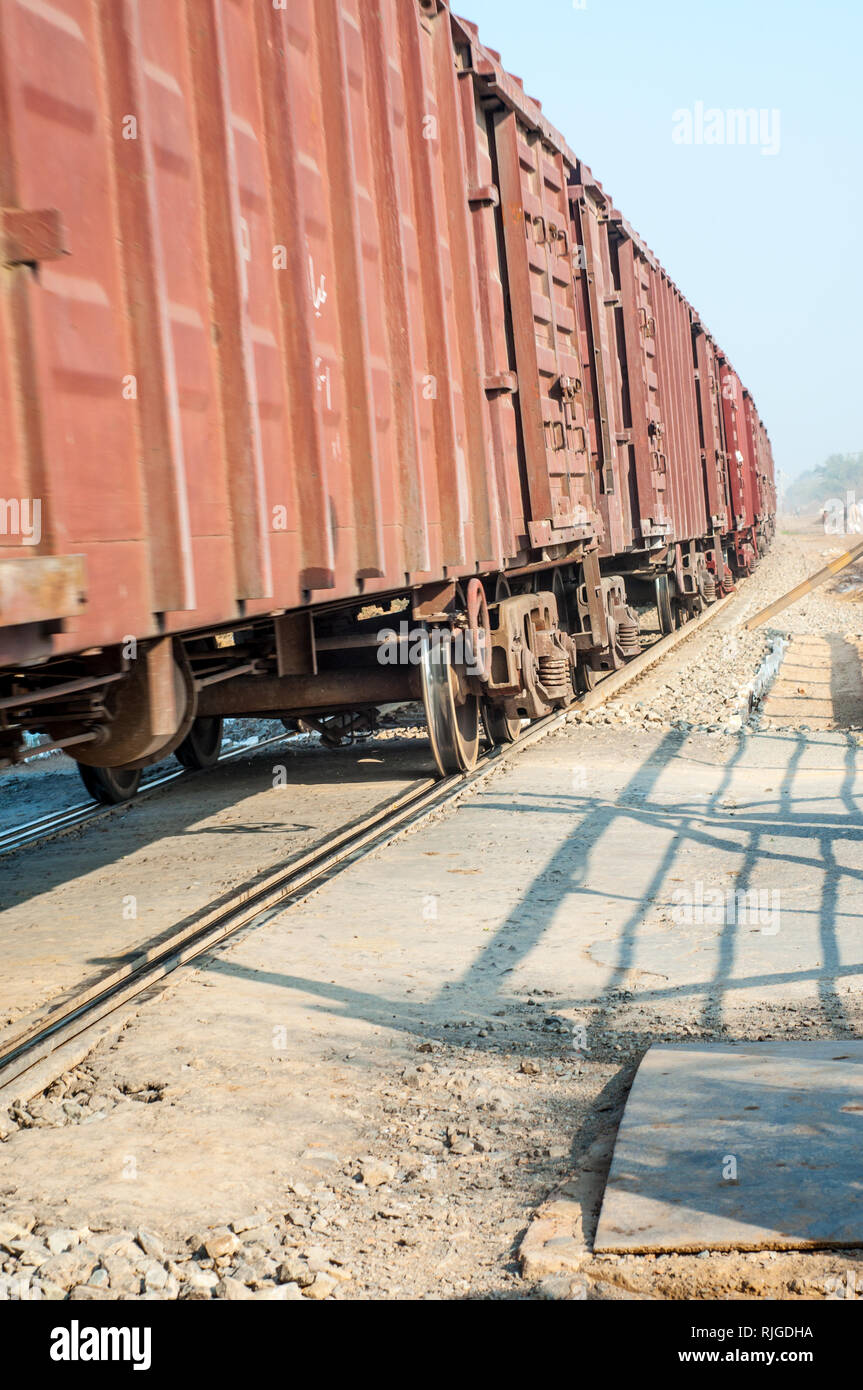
763,635,863,731
594,1040,863,1252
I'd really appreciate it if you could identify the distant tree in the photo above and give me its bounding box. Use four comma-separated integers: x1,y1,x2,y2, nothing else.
784,452,863,512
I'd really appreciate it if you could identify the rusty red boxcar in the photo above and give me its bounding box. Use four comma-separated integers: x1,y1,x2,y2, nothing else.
0,0,774,797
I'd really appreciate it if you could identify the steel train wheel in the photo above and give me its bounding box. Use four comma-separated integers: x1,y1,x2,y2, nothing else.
77,764,142,805
420,627,480,776
482,701,522,746
174,716,224,770
576,661,598,694
654,573,675,636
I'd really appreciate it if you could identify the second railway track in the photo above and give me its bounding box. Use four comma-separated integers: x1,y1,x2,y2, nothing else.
0,730,299,859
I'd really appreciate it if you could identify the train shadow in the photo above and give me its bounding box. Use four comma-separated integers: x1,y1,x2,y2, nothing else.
0,733,436,903
0,734,437,1023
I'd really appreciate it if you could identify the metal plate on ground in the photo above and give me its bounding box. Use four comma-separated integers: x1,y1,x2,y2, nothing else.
594,1041,863,1252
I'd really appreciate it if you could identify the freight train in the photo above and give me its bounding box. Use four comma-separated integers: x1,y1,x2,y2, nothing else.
0,0,775,801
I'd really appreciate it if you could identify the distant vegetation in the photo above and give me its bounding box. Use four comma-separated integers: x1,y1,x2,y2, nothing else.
784,453,863,513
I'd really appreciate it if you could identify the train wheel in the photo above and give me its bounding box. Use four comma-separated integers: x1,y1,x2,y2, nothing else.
576,661,599,694
174,716,224,770
77,764,142,805
494,574,512,603
420,628,480,776
655,573,675,636
482,701,522,746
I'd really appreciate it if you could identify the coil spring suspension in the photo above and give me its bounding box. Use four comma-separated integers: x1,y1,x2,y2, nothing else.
538,653,571,702
616,621,640,657
702,574,717,603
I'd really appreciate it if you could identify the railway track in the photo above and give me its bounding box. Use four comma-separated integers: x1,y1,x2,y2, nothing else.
0,591,733,1109
0,729,300,858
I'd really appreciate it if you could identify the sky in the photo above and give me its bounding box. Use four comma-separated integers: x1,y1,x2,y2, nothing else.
456,0,863,486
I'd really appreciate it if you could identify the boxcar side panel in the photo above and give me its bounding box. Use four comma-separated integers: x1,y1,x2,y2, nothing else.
0,0,774,673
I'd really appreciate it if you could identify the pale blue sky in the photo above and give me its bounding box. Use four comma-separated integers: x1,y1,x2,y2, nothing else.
457,0,863,482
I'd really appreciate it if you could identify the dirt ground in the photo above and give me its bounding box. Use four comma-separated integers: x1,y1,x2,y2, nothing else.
0,524,861,1302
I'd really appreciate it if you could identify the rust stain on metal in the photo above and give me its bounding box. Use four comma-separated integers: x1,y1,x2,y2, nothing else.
0,555,86,627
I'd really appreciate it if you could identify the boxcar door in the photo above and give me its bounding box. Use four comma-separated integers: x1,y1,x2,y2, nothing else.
692,326,729,534
719,366,752,531
491,109,597,550
614,227,672,550
568,177,630,555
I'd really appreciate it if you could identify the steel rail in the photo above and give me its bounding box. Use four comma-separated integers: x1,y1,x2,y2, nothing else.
0,590,735,1103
